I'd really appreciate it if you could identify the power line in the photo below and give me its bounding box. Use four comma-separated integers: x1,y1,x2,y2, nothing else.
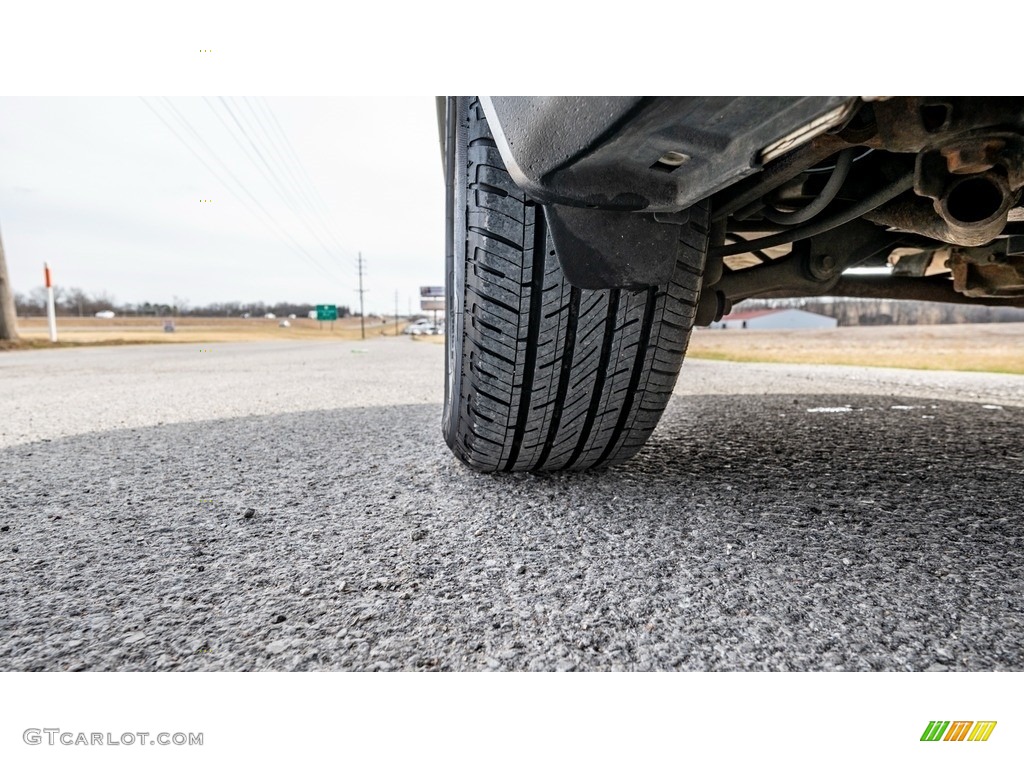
155,98,340,281
247,97,358,267
243,98,322,226
258,98,357,262
140,98,342,284
252,98,357,268
219,97,303,212
240,97,358,268
235,97,360,271
206,97,348,272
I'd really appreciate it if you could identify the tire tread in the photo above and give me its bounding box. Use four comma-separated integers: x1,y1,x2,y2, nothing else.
446,98,708,472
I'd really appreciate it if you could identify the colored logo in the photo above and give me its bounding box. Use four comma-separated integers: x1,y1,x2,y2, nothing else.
921,721,997,742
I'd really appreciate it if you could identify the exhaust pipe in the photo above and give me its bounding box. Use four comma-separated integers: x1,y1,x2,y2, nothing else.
936,172,1016,245
865,170,1017,247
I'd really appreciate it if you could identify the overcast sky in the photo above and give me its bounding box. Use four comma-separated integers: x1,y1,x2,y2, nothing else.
0,5,993,320
0,96,445,314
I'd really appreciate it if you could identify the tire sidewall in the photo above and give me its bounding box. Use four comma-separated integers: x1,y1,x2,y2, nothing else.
443,97,468,447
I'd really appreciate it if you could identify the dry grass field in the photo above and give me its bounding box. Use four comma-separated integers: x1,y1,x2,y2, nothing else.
688,322,1024,374
408,322,1024,372
8,315,406,347
4,316,1022,374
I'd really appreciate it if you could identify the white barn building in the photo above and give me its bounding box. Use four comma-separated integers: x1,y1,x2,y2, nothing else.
711,308,838,330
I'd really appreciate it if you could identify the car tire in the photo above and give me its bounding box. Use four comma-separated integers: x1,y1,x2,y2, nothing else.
443,97,709,472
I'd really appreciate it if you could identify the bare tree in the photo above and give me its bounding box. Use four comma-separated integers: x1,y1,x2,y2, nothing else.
0,224,20,341
14,292,35,315
28,286,50,313
63,286,91,317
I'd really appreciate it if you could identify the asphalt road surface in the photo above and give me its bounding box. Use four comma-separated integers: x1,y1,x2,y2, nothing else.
1,339,1022,671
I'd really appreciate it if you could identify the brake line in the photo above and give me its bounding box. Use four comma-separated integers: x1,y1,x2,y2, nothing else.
761,148,856,226
710,170,915,259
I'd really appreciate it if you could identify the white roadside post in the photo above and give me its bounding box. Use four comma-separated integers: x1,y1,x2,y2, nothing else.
44,262,57,342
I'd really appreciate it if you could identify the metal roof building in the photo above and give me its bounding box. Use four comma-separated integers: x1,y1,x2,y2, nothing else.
710,308,839,330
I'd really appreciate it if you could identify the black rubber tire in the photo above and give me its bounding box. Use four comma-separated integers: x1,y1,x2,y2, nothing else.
443,97,709,472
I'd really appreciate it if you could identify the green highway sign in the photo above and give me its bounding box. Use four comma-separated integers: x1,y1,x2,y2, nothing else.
316,304,338,321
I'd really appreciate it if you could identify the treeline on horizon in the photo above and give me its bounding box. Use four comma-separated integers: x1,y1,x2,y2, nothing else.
13,286,353,319
741,297,1024,325
13,285,1024,325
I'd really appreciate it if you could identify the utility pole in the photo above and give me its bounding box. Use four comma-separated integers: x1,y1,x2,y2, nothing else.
394,290,399,336
356,251,366,340
0,223,19,341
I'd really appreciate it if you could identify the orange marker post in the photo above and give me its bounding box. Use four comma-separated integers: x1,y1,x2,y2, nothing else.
44,262,57,342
